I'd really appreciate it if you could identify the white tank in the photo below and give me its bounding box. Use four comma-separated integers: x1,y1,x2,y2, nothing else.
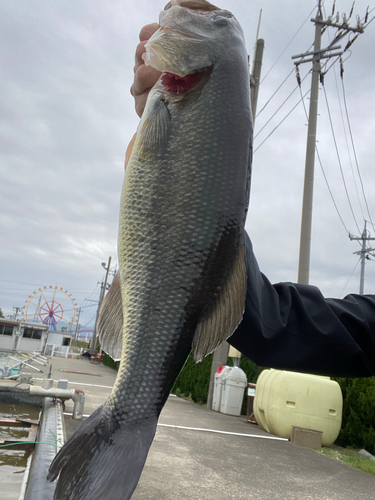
253,369,342,446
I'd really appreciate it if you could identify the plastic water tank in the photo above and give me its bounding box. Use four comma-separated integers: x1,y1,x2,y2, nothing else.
220,367,247,416
253,369,343,446
212,366,231,411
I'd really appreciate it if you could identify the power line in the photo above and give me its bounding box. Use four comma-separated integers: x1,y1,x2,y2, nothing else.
322,83,361,234
320,8,366,223
80,303,98,310
292,0,366,282
260,3,318,84
339,256,361,298
334,65,365,222
256,40,315,120
341,77,375,231
252,4,319,129
317,23,365,213
256,67,295,118
80,314,97,329
320,5,370,77
299,85,352,236
255,67,311,140
84,282,101,302
0,287,94,294
316,149,351,235
255,84,299,139
0,279,51,287
254,88,310,153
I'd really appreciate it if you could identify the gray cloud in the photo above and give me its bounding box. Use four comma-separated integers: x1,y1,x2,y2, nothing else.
1,0,374,329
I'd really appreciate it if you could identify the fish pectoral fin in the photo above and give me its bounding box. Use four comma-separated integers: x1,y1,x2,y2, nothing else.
138,93,171,159
97,271,123,361
192,243,247,363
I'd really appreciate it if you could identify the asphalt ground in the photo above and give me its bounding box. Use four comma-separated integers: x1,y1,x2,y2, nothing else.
13,356,375,499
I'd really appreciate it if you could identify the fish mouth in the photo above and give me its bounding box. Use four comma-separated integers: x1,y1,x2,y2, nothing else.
160,67,212,95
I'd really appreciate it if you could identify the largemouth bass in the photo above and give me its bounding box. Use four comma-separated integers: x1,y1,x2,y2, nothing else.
47,2,252,499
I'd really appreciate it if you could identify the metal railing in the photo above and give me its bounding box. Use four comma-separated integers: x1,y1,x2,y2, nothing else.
0,351,47,378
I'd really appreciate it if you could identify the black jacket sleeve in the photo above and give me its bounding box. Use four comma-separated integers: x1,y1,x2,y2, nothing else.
228,233,375,378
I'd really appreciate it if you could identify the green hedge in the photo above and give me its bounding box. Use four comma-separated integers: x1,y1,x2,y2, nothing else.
238,356,264,414
102,352,120,371
172,351,263,412
335,377,375,455
239,356,264,385
172,352,214,404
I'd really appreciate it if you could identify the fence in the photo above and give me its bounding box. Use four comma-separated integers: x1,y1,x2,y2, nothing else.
43,344,83,359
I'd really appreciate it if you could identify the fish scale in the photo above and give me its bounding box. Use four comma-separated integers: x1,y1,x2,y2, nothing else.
114,71,246,412
47,4,252,500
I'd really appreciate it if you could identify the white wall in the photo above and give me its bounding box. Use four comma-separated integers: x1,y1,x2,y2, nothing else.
19,337,43,352
46,332,73,345
0,336,14,350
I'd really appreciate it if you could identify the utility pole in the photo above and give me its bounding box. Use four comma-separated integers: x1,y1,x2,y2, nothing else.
349,221,375,295
250,10,264,125
90,256,112,353
12,306,21,320
292,1,364,284
73,307,81,345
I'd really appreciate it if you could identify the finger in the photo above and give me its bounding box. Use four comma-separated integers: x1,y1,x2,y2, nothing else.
131,63,161,97
139,22,159,42
134,40,147,72
134,92,150,118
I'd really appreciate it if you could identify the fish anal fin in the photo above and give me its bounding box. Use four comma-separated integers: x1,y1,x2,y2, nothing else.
192,244,247,363
97,271,123,361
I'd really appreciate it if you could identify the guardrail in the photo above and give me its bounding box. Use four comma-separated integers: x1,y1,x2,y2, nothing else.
0,383,85,420
43,344,83,359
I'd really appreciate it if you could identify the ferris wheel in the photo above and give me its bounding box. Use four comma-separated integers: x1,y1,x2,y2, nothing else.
21,285,79,331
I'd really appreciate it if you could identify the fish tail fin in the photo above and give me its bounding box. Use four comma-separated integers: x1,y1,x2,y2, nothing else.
47,403,157,500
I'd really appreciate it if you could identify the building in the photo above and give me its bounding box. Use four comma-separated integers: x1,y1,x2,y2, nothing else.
0,318,73,353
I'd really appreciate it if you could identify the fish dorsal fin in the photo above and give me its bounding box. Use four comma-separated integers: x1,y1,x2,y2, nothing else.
138,91,171,159
97,271,123,361
192,243,247,363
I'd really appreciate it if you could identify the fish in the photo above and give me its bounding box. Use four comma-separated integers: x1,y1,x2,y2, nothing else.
47,1,252,499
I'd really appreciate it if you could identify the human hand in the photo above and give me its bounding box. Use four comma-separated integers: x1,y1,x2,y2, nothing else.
130,23,161,118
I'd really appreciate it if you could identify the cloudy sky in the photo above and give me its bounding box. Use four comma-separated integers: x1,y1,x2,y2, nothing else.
1,0,374,332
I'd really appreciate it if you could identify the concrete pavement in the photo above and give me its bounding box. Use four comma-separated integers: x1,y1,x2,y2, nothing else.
22,357,375,499
137,397,375,500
